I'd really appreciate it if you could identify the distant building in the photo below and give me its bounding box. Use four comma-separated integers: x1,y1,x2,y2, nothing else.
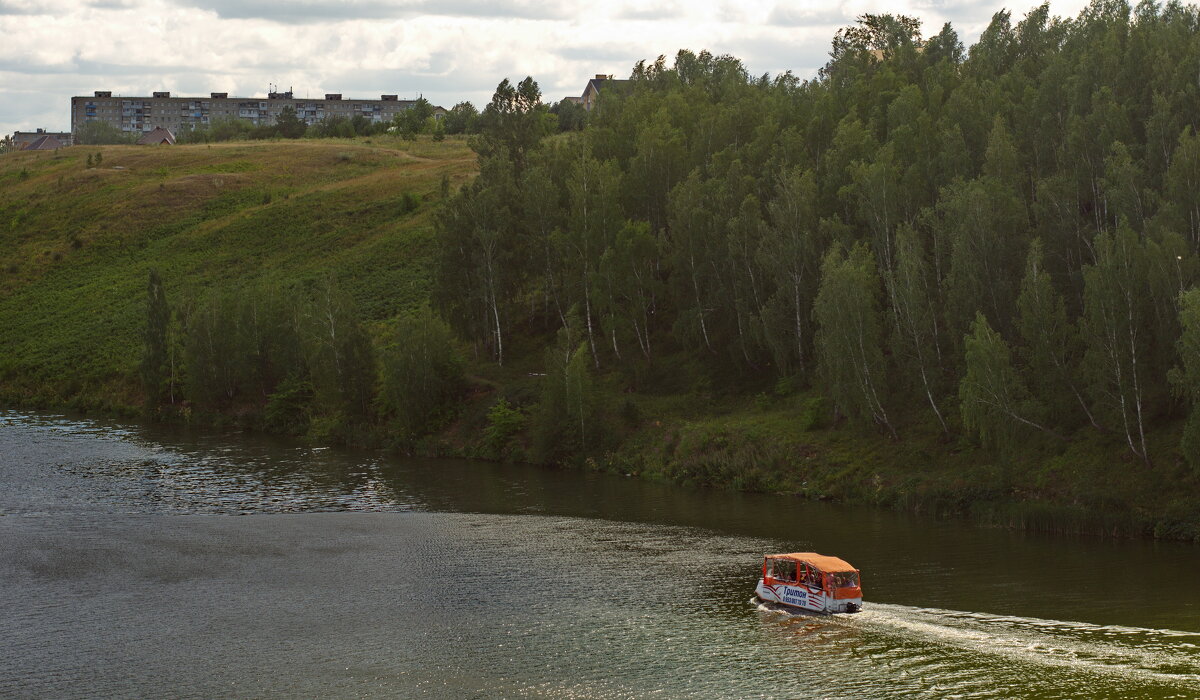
136,127,175,146
13,128,73,148
71,90,439,135
22,134,66,150
580,74,630,111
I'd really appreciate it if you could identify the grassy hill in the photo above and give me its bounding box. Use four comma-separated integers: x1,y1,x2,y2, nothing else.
0,138,475,409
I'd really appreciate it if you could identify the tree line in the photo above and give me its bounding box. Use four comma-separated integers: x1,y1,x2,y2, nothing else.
433,1,1200,467
140,271,464,442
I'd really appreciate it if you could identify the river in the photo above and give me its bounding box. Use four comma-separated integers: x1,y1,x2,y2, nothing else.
2,409,1199,698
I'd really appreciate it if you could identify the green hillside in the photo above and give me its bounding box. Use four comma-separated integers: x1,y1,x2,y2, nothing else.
2,135,1198,542
0,138,475,408
7,4,1200,543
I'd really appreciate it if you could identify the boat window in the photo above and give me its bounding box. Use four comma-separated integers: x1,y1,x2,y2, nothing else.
770,558,797,582
831,572,859,588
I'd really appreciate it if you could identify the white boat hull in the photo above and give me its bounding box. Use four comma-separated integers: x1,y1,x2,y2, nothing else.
755,578,861,614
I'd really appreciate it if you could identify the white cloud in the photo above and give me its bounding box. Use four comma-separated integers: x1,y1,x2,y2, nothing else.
0,0,1093,135
767,2,854,27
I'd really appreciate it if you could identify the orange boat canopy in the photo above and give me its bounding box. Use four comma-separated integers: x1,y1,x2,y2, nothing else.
767,552,858,573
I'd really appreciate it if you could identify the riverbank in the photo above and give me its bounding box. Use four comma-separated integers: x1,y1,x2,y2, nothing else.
7,378,1196,543
434,380,1200,543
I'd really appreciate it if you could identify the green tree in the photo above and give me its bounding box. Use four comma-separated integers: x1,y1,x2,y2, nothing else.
814,243,895,437
304,278,376,418
181,288,244,409
433,154,519,365
1170,289,1200,470
532,317,606,463
443,101,479,135
598,220,661,359
885,225,948,433
474,77,554,174
759,168,823,375
959,312,1054,449
939,174,1027,347
394,97,435,139
1015,239,1096,428
550,99,587,132
379,306,464,437
274,106,308,139
1081,225,1153,464
75,121,134,145
561,152,623,365
1161,127,1200,249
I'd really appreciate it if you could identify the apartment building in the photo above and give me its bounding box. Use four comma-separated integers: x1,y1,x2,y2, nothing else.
71,90,428,134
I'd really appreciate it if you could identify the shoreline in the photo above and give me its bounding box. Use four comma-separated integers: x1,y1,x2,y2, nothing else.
5,391,1197,544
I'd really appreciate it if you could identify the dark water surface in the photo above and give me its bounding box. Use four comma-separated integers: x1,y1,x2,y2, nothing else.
2,410,1199,698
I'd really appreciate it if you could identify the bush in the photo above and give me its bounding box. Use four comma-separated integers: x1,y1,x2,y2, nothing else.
399,191,420,214
264,376,313,435
484,398,525,457
75,121,134,145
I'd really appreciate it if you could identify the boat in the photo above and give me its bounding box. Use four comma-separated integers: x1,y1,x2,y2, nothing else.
754,552,862,614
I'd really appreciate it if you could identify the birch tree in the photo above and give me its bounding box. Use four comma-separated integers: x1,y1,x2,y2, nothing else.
1015,239,1097,428
759,167,822,375
563,153,622,366
1082,225,1152,464
885,225,948,434
814,242,896,437
960,312,1055,448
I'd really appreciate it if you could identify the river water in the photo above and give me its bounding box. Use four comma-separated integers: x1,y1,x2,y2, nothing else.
2,410,1199,698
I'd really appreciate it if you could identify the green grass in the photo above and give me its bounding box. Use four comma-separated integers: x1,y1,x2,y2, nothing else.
0,137,475,408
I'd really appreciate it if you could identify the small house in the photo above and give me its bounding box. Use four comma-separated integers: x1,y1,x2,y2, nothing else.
136,127,175,146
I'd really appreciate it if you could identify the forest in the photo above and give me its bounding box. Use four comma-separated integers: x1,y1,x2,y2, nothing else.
430,0,1200,468
123,0,1200,537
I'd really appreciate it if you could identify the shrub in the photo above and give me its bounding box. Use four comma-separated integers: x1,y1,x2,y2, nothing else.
484,398,524,456
264,376,313,435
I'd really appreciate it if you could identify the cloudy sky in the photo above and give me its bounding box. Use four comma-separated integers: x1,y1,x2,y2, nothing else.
1,0,1091,135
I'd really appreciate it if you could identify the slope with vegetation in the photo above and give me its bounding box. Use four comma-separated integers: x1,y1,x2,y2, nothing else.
0,137,474,437
5,1,1200,541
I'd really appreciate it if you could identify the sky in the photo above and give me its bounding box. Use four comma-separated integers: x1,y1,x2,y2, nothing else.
0,0,1093,136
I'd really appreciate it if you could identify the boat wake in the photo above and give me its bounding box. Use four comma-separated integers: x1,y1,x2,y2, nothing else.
754,600,1200,696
